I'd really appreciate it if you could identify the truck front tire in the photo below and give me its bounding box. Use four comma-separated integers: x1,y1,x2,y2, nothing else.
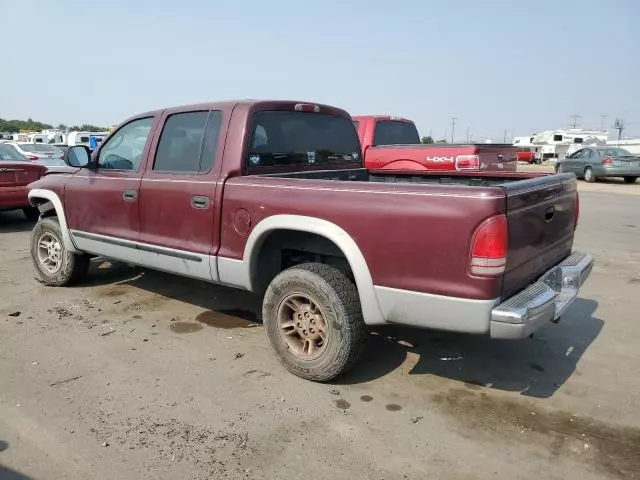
31,217,90,286
262,263,367,382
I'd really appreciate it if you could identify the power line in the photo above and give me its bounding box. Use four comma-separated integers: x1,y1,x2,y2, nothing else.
450,117,457,144
569,114,580,128
614,118,625,142
600,115,608,132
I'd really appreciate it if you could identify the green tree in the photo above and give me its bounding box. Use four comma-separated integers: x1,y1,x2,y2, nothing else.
435,139,448,144
420,136,434,144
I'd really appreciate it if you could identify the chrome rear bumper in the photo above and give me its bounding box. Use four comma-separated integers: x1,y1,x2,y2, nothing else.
490,252,594,339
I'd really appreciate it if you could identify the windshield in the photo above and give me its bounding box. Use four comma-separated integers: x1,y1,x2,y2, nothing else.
373,120,420,146
18,143,62,153
597,148,633,157
247,111,361,171
0,145,28,161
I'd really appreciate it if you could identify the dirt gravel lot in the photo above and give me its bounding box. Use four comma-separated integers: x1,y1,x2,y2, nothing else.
1,177,639,480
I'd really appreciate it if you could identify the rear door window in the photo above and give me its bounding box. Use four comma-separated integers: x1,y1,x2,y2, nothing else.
373,120,420,146
247,111,360,171
153,111,222,173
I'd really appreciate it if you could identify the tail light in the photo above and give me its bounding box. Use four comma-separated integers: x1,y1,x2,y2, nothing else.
574,192,580,230
26,155,38,161
602,156,614,166
456,154,480,170
470,214,508,276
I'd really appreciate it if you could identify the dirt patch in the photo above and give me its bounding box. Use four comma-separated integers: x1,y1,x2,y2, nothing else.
169,322,204,334
432,388,640,479
334,399,351,410
385,404,402,412
88,411,253,478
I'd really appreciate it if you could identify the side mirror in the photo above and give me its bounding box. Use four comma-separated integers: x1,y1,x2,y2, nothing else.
64,145,91,168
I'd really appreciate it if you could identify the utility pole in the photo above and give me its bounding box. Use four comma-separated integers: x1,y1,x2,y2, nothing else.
600,115,608,132
503,129,508,143
569,114,580,128
466,126,470,143
450,117,457,144
614,119,625,143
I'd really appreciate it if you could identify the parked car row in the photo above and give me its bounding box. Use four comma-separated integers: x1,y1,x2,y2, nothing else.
21,99,594,382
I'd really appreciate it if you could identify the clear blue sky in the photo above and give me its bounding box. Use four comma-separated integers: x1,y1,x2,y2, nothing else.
2,0,639,140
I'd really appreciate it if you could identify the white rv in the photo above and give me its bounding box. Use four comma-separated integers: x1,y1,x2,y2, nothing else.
606,139,640,155
531,129,608,162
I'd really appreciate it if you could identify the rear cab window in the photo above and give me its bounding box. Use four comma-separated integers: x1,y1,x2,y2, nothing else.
246,111,361,173
373,120,420,146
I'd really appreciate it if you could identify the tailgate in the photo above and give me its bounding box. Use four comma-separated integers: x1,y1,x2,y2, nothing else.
502,173,577,298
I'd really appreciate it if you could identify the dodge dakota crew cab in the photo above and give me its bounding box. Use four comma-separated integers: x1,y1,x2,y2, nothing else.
27,100,593,382
354,115,518,172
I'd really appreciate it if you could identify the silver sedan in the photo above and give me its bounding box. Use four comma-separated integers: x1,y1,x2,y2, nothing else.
5,143,66,167
557,146,640,183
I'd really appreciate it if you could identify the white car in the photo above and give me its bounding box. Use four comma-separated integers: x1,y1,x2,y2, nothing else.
5,142,66,167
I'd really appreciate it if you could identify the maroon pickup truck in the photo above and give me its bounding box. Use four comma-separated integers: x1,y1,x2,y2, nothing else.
26,100,593,381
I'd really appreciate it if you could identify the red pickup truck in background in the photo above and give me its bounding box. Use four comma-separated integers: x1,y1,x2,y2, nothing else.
27,100,592,382
353,115,517,172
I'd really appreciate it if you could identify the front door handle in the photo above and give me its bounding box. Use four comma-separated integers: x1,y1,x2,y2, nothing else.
191,195,210,209
122,189,137,201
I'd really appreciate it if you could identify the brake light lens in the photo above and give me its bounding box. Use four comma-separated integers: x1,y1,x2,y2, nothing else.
574,192,580,230
470,214,508,276
294,103,320,113
602,156,614,166
26,155,38,161
456,154,480,170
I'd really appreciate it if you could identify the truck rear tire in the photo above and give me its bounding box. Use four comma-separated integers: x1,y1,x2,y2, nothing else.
624,176,638,184
262,262,366,382
31,217,90,286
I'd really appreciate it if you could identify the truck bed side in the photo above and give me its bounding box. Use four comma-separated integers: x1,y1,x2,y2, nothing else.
218,175,506,301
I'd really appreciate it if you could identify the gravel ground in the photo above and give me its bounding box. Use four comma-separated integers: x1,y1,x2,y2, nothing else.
0,181,639,480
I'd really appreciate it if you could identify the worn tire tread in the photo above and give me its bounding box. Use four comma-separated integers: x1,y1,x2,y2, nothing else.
263,262,366,382
31,217,90,287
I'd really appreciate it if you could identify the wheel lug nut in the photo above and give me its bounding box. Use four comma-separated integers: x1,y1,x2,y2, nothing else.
303,330,307,335
296,322,302,328
310,319,315,325
309,328,315,334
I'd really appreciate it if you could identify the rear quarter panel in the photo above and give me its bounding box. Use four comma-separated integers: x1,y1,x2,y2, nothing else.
218,176,506,300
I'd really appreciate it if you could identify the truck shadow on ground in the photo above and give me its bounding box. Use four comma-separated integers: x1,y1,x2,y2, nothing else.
338,298,603,398
0,211,35,234
0,441,36,480
80,261,602,399
0,465,35,480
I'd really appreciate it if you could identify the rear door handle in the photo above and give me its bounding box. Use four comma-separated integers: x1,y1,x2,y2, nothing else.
122,189,137,201
191,195,210,209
